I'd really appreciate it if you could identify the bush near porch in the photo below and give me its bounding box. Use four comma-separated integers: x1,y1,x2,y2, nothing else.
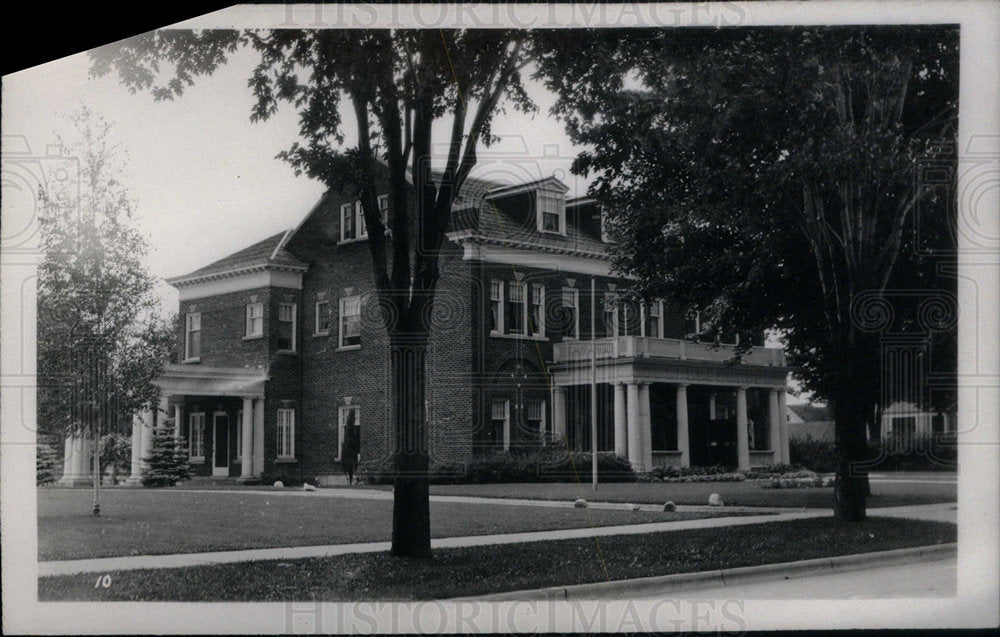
790,434,958,473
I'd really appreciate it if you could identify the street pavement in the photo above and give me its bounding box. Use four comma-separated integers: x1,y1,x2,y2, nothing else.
609,555,957,600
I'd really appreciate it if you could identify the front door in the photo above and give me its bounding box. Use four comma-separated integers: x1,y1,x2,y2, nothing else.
213,412,229,476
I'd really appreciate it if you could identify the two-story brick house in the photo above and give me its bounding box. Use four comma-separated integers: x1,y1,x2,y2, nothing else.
116,171,791,485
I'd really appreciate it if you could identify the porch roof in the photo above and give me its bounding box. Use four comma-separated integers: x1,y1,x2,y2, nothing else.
153,364,268,398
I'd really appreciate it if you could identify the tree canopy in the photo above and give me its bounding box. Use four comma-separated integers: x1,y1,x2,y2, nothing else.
537,25,958,519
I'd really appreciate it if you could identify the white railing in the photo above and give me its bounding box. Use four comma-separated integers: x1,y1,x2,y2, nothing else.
553,336,784,367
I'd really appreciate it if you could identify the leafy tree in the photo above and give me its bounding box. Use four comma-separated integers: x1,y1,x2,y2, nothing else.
36,437,60,486
38,106,176,514
141,424,191,487
92,29,533,556
99,432,132,484
538,26,958,520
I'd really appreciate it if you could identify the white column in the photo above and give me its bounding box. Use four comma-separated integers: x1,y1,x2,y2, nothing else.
626,383,643,470
769,389,781,464
736,387,750,470
127,414,143,485
140,406,155,472
61,436,73,480
708,393,717,420
252,398,265,477
59,433,87,485
613,383,627,458
173,404,182,440
676,383,690,468
240,397,254,479
553,387,567,442
778,390,790,464
639,383,652,471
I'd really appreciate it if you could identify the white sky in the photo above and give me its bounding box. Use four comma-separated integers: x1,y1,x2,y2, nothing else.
2,38,588,315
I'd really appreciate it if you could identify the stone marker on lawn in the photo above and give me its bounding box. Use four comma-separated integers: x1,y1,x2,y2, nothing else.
663,501,676,512
573,498,588,508
708,493,724,506
303,483,316,492
273,481,284,488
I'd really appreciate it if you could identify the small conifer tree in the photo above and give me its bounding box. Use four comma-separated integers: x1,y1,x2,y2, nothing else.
141,422,191,487
36,437,60,485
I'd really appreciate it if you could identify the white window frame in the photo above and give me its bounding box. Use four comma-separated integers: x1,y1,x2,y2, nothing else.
338,295,361,350
530,283,545,338
377,194,389,224
526,399,547,438
536,191,566,235
276,408,295,459
245,302,263,339
340,202,356,242
647,300,663,339
314,300,330,336
507,281,529,336
184,312,201,362
603,292,619,338
337,405,360,461
277,302,297,352
489,280,504,335
491,398,510,451
188,412,205,461
561,287,579,340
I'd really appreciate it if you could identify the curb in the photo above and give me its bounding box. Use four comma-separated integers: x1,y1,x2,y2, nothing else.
452,543,956,601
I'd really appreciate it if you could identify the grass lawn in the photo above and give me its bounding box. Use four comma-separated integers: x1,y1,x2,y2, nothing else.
424,479,957,508
38,488,748,561
38,516,956,601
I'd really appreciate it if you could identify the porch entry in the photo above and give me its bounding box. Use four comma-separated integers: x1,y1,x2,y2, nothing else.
213,412,230,476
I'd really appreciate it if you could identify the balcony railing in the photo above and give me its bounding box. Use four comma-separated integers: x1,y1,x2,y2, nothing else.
552,336,785,367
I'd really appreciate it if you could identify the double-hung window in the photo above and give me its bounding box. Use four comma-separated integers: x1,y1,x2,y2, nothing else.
377,194,389,224
246,303,263,338
560,288,579,340
526,399,546,439
339,295,361,348
340,202,357,241
537,191,565,235
490,399,510,450
507,282,528,335
530,284,545,337
184,313,201,361
645,300,663,339
276,408,295,459
489,280,504,334
189,412,205,460
603,293,619,338
277,303,296,352
315,300,330,336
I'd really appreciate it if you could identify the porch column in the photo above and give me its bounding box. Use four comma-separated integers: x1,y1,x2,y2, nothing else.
736,387,750,470
613,383,627,458
639,383,652,471
137,405,155,474
252,398,265,477
553,387,567,442
61,436,74,481
127,412,143,485
778,390,790,464
59,433,87,485
708,393,717,420
626,383,643,470
676,383,690,468
240,397,254,479
769,389,781,464
173,404,182,440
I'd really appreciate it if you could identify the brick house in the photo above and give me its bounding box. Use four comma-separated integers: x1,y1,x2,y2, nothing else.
106,172,791,485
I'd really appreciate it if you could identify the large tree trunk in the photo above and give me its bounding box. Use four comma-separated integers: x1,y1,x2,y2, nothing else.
389,334,432,558
833,353,870,521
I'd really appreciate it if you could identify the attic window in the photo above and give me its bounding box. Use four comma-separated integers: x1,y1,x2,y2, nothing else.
536,191,565,235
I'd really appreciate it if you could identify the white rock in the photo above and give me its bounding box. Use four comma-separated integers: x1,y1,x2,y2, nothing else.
303,483,316,492
573,498,588,508
663,501,676,512
708,493,724,506
273,481,284,488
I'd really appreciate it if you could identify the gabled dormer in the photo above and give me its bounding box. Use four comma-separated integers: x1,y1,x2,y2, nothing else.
485,177,570,237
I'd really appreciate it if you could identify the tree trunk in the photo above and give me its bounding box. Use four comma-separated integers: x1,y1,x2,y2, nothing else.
833,353,869,521
389,335,432,558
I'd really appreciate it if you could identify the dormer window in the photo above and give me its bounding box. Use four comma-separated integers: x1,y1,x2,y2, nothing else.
536,191,566,235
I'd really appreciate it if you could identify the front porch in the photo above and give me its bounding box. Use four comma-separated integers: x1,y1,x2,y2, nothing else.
124,364,269,484
550,336,791,472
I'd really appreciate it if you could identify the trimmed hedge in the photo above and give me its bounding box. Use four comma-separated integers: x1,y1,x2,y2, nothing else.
360,445,637,485
790,433,958,473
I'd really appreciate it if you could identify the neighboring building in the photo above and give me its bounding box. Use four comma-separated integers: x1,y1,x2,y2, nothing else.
880,401,956,444
100,171,790,484
786,403,835,443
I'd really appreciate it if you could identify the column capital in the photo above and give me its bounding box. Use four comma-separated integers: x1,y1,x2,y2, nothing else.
676,382,689,389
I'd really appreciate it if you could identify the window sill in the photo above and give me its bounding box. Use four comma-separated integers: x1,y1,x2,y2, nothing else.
243,334,263,341
337,345,361,352
190,457,205,464
276,350,297,355
313,331,330,338
275,457,298,464
182,357,201,364
338,236,369,245
490,332,548,342
538,228,566,236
